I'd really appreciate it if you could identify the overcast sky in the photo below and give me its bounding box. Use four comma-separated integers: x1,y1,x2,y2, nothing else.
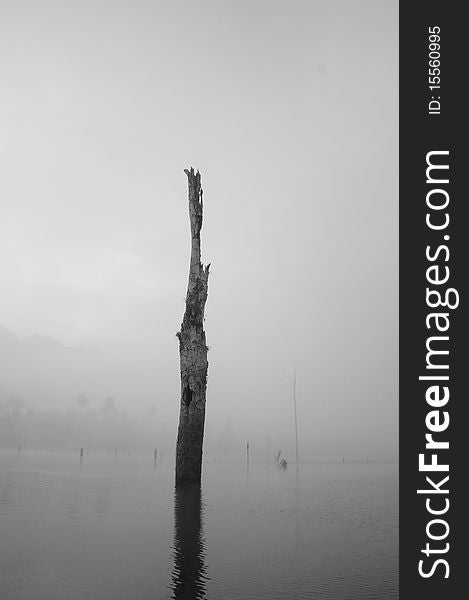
0,0,398,459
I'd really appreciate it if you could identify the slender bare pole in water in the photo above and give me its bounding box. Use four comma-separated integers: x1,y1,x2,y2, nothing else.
287,366,299,464
175,168,210,482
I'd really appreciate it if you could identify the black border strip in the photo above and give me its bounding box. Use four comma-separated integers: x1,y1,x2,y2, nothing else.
400,3,464,597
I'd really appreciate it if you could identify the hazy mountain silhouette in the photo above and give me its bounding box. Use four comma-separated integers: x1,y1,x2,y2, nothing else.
0,324,102,409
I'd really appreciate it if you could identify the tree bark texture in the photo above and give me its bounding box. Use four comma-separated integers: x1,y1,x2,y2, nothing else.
175,168,210,482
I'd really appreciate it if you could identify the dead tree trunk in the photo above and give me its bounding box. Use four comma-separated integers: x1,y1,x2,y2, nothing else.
175,168,210,482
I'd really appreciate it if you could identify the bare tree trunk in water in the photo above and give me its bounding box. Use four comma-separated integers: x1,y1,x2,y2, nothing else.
175,168,210,482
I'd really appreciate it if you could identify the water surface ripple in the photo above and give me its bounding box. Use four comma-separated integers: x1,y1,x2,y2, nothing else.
0,451,398,599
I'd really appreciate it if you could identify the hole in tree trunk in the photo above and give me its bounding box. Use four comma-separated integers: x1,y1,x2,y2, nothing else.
183,385,193,407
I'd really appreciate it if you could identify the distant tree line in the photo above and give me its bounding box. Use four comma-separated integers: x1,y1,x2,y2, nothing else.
0,395,166,453
0,397,296,460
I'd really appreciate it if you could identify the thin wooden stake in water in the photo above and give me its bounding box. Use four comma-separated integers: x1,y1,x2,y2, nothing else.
80,447,84,466
154,448,158,469
246,442,250,465
286,366,299,464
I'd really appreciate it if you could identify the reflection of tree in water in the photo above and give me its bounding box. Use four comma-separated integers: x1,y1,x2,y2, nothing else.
170,483,208,599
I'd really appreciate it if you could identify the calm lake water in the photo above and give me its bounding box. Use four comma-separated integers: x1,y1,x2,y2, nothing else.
0,451,398,599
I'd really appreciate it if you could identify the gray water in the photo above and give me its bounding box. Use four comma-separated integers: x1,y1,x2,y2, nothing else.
0,451,398,600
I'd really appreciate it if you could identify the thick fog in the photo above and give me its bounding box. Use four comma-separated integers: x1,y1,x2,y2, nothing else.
0,0,397,461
